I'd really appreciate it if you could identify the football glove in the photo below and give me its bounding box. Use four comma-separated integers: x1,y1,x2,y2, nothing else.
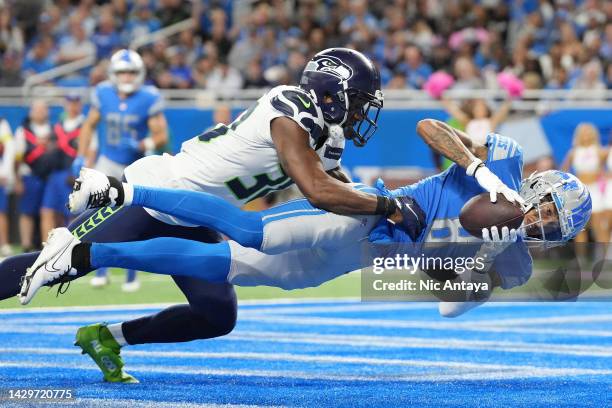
71,155,85,178
467,159,524,205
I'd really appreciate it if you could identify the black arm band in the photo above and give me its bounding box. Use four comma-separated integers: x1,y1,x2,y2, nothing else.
375,196,398,216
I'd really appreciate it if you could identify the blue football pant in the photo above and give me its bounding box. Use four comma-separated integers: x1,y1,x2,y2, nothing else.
0,206,237,344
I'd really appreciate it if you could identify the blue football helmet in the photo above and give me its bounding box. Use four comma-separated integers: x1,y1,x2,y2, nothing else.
300,48,383,147
519,170,592,244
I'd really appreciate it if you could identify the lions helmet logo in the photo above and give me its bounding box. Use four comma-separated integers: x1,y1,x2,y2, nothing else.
304,56,353,80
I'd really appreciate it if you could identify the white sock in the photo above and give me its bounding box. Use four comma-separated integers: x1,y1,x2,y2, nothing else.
107,323,128,347
122,183,134,206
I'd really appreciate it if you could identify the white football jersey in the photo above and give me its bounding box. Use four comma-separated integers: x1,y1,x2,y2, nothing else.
125,85,346,225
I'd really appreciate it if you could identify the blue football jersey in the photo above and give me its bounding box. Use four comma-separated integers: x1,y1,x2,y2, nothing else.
392,133,523,243
91,81,164,165
389,133,532,289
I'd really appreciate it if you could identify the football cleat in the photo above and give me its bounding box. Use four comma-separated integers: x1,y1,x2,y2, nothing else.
438,270,492,318
69,168,122,214
90,275,110,287
19,228,80,305
75,323,138,383
438,299,487,318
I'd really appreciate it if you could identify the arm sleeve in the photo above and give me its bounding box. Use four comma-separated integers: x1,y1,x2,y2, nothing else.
485,133,523,163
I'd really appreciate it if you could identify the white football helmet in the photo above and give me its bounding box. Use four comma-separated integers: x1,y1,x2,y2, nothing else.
108,49,145,94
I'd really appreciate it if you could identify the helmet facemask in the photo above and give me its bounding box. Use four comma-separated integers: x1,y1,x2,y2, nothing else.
519,194,564,244
342,88,383,147
111,70,142,94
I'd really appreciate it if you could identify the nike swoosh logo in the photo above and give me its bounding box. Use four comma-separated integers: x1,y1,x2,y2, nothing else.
47,243,73,274
296,94,311,109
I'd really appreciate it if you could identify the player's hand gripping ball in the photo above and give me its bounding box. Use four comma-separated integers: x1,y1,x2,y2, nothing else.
459,192,524,238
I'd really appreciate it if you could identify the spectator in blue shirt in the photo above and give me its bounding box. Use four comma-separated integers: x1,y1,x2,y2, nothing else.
124,2,162,45
167,46,192,89
22,38,56,77
92,8,122,58
396,45,432,89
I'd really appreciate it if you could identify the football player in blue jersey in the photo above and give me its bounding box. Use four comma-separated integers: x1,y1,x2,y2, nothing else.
21,117,590,383
1,48,438,383
73,49,169,291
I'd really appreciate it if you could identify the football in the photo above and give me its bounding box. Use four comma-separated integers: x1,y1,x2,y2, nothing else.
459,193,525,238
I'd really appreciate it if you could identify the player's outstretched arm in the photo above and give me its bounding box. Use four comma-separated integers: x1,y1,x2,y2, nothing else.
417,119,523,204
271,117,394,216
416,119,487,167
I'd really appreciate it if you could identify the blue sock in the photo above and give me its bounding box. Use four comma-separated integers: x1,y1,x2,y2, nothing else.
131,186,263,249
90,238,232,283
95,268,107,277
126,269,137,283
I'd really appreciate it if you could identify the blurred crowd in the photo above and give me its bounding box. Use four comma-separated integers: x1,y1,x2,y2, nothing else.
0,0,610,93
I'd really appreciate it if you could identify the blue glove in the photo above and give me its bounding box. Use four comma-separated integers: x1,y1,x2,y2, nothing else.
71,155,85,178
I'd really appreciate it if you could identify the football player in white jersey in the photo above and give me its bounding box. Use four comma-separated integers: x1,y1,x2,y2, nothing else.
2,48,426,383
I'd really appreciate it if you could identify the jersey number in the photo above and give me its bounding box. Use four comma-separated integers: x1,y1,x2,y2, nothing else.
198,102,258,142
226,168,292,202
106,113,138,145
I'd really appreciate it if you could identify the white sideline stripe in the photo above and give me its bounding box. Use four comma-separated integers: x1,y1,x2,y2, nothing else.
225,331,612,358
0,326,612,357
470,314,612,327
0,360,610,382
239,315,612,337
0,300,598,315
0,304,441,325
3,345,612,367
71,398,275,408
3,317,612,340
0,298,361,314
3,322,611,359
0,314,154,325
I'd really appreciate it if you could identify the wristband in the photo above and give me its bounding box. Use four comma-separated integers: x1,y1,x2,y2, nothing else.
142,137,156,152
375,196,398,216
466,159,485,177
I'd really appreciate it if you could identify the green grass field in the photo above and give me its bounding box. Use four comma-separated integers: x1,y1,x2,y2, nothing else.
0,269,361,309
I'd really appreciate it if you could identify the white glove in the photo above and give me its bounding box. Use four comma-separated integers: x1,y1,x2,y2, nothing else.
476,226,518,268
483,225,517,245
467,160,525,205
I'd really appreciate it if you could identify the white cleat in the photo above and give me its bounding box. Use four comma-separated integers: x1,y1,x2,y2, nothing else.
121,280,141,292
90,275,110,287
438,300,487,318
68,168,118,215
19,228,80,305
438,271,492,318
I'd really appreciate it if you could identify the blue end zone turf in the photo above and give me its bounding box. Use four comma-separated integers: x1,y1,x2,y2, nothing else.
0,300,611,407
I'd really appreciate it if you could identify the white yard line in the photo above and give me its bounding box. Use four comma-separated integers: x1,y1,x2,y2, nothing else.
0,360,609,382
238,315,612,337
53,398,277,408
0,300,598,315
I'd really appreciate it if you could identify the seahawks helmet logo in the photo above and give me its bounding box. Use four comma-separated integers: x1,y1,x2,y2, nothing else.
305,56,353,80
